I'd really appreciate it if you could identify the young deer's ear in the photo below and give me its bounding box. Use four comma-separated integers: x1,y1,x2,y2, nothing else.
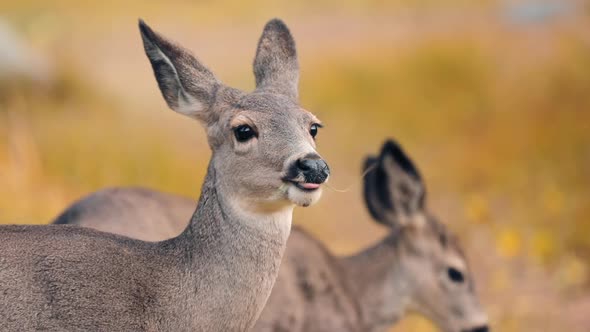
139,19,220,123
253,19,299,100
363,139,426,229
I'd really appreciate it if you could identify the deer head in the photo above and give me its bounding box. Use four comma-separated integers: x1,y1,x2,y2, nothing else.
139,19,329,213
364,140,489,332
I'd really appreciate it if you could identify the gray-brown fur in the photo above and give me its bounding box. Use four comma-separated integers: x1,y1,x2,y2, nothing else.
53,140,489,332
1,18,330,331
53,187,192,241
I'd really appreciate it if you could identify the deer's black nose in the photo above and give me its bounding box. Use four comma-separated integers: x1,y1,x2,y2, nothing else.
296,156,329,184
463,326,489,332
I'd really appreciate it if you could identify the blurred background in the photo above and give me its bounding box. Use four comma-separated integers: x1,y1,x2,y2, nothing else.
1,0,589,330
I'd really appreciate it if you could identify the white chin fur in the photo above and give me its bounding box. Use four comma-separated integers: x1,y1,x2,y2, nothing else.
286,185,323,207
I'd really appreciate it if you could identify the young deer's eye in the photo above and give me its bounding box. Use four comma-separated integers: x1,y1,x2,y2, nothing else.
447,267,465,283
234,125,257,142
310,123,321,139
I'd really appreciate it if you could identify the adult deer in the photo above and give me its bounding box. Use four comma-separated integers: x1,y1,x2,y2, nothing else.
54,140,489,332
1,18,329,331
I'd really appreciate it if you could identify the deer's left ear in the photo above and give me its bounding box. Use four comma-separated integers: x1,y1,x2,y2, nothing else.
253,19,299,101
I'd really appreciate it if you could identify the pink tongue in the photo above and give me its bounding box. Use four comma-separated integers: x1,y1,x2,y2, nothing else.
300,183,320,190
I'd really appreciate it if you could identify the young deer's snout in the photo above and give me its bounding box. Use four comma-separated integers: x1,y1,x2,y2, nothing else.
290,153,330,188
284,153,329,190
281,151,329,207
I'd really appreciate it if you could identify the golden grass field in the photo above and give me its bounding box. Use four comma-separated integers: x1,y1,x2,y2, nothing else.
1,0,589,331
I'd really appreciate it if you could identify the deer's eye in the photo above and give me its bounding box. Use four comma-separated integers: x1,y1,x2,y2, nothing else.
310,123,321,139
234,125,257,142
447,267,464,283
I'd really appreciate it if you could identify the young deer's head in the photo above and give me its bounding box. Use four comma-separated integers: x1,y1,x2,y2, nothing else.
364,140,489,332
139,19,329,212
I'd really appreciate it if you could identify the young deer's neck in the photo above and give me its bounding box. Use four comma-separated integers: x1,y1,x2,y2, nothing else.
184,161,293,245
168,161,293,330
341,234,411,332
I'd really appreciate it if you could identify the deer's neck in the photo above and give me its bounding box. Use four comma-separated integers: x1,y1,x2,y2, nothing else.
184,161,292,246
340,234,411,332
168,161,293,330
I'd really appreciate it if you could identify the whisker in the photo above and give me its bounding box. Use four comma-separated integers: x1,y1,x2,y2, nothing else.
324,163,377,193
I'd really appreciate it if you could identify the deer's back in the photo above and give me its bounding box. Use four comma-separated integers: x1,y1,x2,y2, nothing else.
53,187,195,241
0,225,186,331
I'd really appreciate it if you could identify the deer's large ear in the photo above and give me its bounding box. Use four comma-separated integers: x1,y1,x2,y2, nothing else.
363,139,426,228
139,19,220,123
253,19,299,100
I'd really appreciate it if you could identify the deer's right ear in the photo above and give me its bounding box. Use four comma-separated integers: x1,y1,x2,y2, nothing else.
363,139,426,228
139,19,220,123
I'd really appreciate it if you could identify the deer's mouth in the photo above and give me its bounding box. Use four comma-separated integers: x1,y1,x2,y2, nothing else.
294,182,321,192
281,177,325,207
283,179,322,192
